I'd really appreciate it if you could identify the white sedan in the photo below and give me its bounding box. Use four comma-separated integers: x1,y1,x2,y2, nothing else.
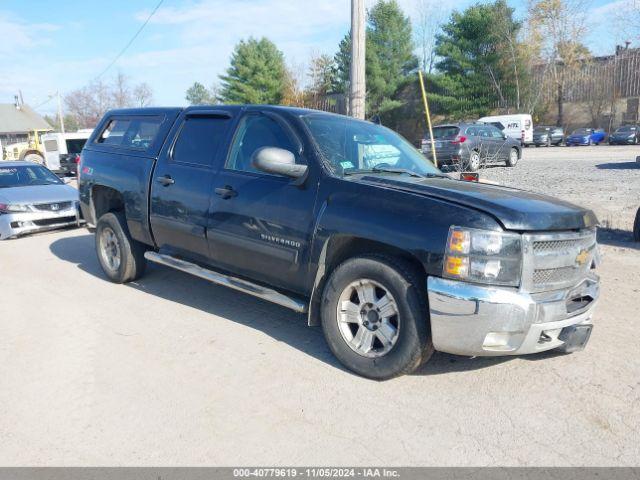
0,162,80,240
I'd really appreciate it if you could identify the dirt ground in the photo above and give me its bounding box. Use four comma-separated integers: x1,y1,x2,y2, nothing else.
0,146,639,466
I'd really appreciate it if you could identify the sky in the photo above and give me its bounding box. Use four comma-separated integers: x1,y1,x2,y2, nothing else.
0,0,632,116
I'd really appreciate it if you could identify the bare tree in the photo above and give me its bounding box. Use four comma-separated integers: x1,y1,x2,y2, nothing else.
614,0,640,43
64,74,155,128
133,82,154,107
415,0,444,73
527,0,591,126
307,52,335,97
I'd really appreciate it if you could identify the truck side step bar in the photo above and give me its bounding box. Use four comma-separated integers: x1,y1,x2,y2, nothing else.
144,252,308,313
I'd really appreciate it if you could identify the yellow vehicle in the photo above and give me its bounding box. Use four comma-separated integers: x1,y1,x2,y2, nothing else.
1,128,52,164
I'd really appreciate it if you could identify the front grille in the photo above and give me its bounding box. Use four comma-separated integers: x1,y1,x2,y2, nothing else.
32,216,77,226
533,239,582,253
522,229,597,293
533,266,577,285
33,201,73,212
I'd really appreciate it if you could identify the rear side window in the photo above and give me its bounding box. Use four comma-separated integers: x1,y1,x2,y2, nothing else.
66,139,87,154
96,116,162,150
44,140,58,152
172,117,230,167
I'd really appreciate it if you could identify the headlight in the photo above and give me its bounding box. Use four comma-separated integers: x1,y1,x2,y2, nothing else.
0,203,30,213
443,226,522,286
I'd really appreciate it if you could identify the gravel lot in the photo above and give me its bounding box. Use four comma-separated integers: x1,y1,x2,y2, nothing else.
0,146,639,466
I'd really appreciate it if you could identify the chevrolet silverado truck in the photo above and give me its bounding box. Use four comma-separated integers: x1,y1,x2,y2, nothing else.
78,106,600,380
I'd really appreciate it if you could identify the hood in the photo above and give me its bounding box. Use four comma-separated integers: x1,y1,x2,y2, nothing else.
357,176,598,231
0,184,78,205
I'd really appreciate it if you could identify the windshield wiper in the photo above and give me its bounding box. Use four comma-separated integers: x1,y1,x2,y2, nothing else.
343,167,449,179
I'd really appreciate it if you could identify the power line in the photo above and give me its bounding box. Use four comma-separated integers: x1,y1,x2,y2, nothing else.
95,0,165,79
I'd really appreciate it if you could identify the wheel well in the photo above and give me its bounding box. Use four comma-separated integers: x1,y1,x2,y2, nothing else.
307,235,427,326
20,150,42,160
92,185,125,221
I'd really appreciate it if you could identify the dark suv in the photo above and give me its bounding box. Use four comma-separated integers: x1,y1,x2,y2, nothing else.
533,126,564,146
421,123,521,171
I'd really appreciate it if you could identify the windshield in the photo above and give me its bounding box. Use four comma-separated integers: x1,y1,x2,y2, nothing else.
0,165,63,188
302,113,442,177
426,126,459,139
573,128,592,135
616,125,637,133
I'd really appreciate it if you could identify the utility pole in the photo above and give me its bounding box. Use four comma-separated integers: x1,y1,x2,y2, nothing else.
56,91,65,134
350,0,366,119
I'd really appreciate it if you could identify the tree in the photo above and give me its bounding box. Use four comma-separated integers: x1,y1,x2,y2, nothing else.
64,74,155,128
133,82,154,107
218,37,287,104
366,0,418,113
307,53,336,97
44,114,79,133
332,1,417,115
430,0,525,118
185,82,214,105
527,0,591,125
415,0,444,74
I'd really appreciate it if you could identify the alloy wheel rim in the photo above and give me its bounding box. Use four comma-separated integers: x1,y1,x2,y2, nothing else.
470,153,480,169
336,279,400,358
510,149,518,163
99,227,121,272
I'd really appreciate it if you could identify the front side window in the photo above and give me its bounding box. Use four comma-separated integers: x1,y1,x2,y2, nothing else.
172,117,230,167
97,116,162,150
489,127,503,138
226,115,299,174
303,113,442,177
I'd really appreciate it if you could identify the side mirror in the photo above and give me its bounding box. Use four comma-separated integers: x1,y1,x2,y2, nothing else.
252,147,308,179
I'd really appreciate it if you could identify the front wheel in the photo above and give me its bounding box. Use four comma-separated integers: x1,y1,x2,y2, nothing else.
95,212,147,283
321,255,432,380
506,147,519,167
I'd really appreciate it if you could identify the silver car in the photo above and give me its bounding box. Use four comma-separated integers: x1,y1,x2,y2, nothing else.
0,162,80,240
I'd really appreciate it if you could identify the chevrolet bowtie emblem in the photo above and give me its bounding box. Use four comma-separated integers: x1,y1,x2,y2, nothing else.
575,249,590,266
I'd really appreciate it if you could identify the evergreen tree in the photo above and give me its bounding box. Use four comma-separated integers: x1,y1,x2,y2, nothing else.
219,37,286,104
185,82,213,105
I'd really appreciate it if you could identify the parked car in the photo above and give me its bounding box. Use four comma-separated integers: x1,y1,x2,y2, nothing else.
566,128,606,146
533,126,564,146
608,125,640,145
79,106,599,380
477,114,534,146
41,130,93,175
421,122,521,171
0,162,80,239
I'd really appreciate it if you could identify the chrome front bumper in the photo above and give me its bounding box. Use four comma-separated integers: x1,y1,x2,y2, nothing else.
427,275,599,356
0,208,80,240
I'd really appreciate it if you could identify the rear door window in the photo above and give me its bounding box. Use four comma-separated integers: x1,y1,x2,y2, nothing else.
44,140,58,152
172,117,231,168
96,116,163,150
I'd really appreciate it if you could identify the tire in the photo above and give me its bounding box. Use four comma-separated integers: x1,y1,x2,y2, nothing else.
320,255,433,380
546,138,552,147
467,151,481,171
588,138,593,146
95,212,147,283
506,147,519,167
24,153,44,164
634,208,640,242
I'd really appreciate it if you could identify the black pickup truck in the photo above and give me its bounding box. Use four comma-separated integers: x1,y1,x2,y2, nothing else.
78,106,600,379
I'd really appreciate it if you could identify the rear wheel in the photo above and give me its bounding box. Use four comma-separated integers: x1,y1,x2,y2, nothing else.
321,255,432,380
95,212,147,283
467,151,481,171
506,147,519,167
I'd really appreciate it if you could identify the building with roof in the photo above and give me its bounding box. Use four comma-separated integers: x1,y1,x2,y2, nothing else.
0,102,52,147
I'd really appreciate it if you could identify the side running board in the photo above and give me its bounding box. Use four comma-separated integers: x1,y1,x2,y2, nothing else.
144,252,308,313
